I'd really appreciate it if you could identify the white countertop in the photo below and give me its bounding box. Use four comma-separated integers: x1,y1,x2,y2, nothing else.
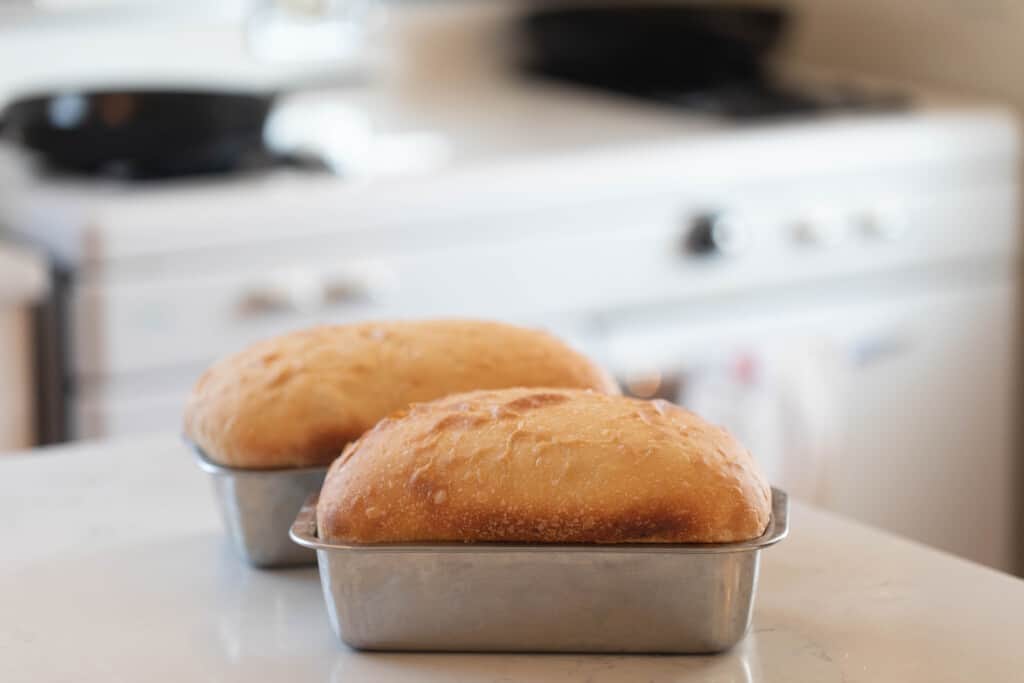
4,435,1024,682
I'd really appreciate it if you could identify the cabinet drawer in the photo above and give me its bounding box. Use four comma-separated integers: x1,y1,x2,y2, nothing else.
71,220,681,377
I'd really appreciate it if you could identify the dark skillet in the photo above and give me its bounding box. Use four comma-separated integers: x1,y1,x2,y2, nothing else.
519,5,788,95
0,90,275,178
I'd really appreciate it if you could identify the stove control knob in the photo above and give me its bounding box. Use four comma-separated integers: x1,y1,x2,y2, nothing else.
857,204,907,240
792,212,844,247
685,212,748,256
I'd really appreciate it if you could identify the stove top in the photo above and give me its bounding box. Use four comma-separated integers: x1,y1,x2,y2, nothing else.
529,70,909,120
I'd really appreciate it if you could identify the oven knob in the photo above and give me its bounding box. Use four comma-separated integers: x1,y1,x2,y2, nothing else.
792,213,844,246
685,213,748,256
857,204,907,240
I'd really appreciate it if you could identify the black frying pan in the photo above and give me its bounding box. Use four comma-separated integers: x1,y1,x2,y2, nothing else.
0,90,276,178
520,5,789,94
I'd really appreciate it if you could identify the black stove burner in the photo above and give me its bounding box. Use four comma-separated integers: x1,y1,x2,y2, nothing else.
520,5,908,120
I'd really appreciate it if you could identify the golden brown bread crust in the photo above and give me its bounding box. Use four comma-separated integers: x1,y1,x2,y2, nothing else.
317,388,772,544
183,320,619,469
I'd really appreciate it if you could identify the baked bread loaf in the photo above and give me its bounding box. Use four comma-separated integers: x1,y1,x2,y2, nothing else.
317,387,772,544
184,320,618,469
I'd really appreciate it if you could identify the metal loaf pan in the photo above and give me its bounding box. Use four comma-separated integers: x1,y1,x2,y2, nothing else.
291,487,789,653
193,445,328,568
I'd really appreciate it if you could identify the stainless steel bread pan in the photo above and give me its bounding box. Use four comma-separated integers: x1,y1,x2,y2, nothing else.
291,487,788,653
193,445,328,568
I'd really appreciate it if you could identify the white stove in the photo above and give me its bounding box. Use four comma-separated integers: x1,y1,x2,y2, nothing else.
1,4,1020,573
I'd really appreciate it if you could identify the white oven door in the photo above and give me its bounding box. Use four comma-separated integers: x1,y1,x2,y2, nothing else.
601,273,1016,573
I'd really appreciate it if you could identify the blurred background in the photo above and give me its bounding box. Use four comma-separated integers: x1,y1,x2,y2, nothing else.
0,0,1021,575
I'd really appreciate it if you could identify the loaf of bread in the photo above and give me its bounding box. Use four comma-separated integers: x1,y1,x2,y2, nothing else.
317,387,772,544
184,320,618,469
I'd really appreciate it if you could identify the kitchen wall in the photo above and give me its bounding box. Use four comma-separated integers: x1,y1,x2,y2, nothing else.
777,0,1024,109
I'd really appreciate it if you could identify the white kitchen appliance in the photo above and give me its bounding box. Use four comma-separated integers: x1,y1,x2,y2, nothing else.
1,5,1019,574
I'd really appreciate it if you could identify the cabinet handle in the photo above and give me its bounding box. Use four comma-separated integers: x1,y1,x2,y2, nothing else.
237,286,300,317
323,279,372,305
236,269,392,318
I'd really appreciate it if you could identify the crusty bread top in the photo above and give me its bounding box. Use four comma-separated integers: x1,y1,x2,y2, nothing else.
317,387,772,544
184,320,618,469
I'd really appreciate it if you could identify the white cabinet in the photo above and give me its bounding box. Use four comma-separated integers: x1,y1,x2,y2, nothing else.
603,274,1017,572
0,245,47,452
